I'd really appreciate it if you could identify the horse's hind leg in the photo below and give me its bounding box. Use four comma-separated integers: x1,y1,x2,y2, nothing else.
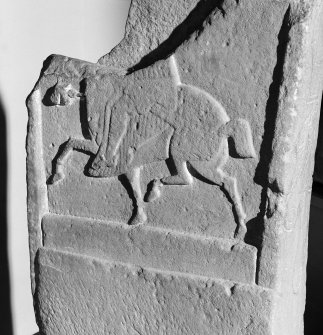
190,160,247,239
50,138,98,184
221,173,247,239
125,167,147,225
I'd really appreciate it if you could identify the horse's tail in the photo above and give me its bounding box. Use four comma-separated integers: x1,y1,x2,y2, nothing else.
219,119,256,158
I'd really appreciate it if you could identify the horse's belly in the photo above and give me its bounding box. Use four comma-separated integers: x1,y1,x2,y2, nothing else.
172,128,221,162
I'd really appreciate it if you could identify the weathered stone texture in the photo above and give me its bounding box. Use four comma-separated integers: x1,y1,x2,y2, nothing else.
42,214,257,284
37,248,272,335
27,0,323,334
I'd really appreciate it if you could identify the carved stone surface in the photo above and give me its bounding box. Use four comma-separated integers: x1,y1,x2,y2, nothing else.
27,1,323,334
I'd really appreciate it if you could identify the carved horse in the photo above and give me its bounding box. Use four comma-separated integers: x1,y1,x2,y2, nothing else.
49,55,256,239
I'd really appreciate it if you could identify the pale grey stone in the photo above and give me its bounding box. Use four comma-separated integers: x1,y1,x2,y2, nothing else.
26,0,323,334
42,214,257,284
36,248,273,335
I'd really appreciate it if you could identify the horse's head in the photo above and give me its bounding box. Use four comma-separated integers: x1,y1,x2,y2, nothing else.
49,81,82,107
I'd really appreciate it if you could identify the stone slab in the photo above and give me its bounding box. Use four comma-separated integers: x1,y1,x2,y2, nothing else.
42,214,257,284
26,0,323,334
36,248,273,335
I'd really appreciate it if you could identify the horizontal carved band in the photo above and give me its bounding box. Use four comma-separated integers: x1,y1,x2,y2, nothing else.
42,214,257,284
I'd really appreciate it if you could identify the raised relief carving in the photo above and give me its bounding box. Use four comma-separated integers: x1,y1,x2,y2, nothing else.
48,55,256,239
49,78,83,107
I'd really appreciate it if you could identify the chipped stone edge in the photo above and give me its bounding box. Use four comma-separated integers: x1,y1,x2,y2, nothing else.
258,0,323,286
256,1,323,333
26,88,49,293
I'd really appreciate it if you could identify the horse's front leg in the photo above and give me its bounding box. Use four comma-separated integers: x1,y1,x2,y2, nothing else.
49,138,98,184
125,167,147,225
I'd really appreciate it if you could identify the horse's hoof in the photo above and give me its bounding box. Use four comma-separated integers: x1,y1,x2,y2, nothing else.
105,157,115,168
129,211,147,226
162,175,190,185
88,167,100,177
49,172,65,185
234,224,247,240
146,179,163,202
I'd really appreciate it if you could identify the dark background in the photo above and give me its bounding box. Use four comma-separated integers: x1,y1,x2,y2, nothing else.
305,183,323,335
0,97,13,334
304,96,323,335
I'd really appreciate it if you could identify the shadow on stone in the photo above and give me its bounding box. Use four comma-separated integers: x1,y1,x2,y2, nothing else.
245,6,291,254
0,96,13,335
129,0,226,73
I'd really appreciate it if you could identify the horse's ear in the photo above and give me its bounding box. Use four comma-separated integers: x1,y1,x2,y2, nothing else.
220,119,257,159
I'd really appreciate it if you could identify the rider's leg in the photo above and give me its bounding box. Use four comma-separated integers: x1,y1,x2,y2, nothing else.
104,111,129,167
